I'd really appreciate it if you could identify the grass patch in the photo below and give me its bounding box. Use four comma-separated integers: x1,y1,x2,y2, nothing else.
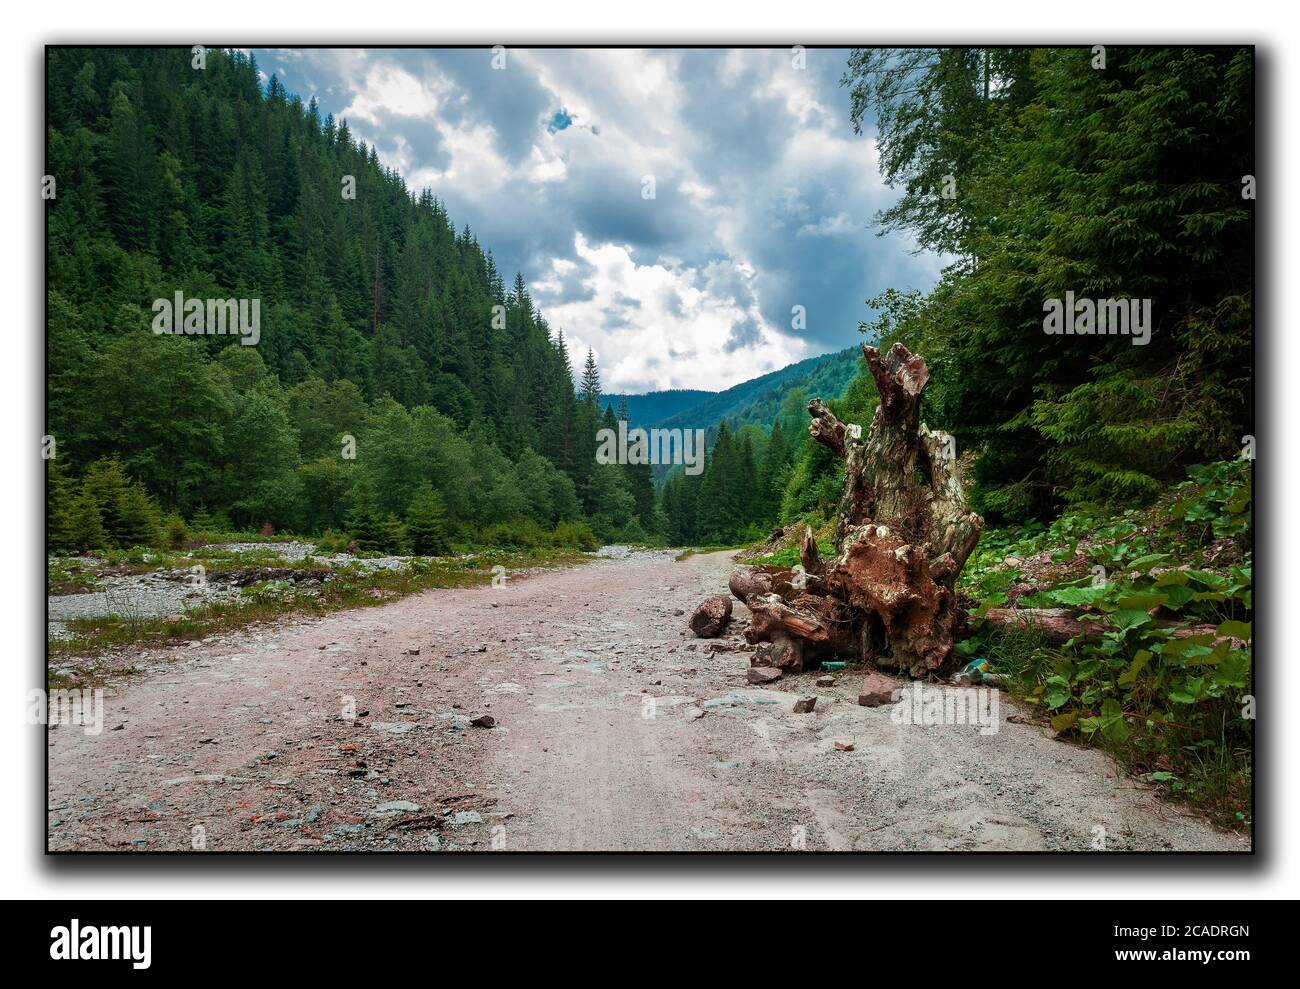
748,540,835,569
50,548,588,660
675,545,743,561
48,561,102,595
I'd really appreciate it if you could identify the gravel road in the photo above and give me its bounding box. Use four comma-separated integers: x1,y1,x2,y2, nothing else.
46,550,1249,852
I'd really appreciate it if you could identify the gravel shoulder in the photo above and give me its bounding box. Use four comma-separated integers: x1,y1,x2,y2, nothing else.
47,549,1249,852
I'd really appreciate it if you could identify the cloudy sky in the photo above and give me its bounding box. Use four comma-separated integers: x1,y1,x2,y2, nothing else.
253,47,944,393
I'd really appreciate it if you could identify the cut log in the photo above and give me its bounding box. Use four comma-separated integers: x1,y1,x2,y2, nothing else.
728,566,803,603
689,595,732,638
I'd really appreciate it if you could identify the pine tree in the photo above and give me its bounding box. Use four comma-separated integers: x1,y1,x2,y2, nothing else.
696,425,738,543
379,514,410,555
405,481,450,555
735,433,759,530
117,482,161,547
81,458,158,548
346,478,386,552
758,420,790,523
70,489,108,551
46,460,80,554
580,349,601,405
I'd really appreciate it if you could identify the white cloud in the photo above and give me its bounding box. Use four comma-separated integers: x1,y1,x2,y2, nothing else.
258,47,943,394
339,62,452,123
797,212,861,237
536,234,807,393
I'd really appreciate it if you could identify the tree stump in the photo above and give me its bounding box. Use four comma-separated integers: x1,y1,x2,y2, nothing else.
730,343,982,677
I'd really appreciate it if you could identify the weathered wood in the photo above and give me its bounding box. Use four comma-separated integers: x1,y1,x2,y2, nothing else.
798,524,825,577
981,607,1100,644
981,610,1249,650
729,566,800,602
806,398,848,457
689,594,732,638
730,343,983,678
751,634,805,673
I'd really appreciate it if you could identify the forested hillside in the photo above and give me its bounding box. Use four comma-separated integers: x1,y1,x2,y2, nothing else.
597,389,712,427
841,46,1253,523
640,346,859,436
45,47,654,550
631,347,862,545
43,46,1254,553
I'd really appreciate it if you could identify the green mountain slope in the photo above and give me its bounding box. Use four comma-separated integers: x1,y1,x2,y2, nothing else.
597,389,713,426
645,346,861,436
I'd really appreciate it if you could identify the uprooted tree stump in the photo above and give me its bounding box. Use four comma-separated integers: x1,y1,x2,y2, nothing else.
730,343,983,678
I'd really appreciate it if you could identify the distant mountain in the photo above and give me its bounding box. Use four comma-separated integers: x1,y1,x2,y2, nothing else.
597,389,713,426
643,346,862,436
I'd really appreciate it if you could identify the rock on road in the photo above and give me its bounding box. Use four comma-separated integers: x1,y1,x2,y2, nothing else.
47,550,1249,852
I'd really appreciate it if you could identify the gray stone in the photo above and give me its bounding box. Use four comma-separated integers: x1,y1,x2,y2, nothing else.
370,800,421,818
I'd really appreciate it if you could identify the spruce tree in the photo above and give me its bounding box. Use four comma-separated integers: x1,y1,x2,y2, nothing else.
346,479,386,552
758,420,790,523
70,489,108,552
405,481,450,555
379,514,410,555
46,460,80,554
580,350,601,405
81,458,158,547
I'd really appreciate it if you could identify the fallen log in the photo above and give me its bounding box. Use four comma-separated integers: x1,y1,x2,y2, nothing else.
729,566,802,602
980,607,1101,644
981,608,1249,649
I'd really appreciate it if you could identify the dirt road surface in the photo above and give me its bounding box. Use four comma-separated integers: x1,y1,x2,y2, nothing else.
47,550,1249,852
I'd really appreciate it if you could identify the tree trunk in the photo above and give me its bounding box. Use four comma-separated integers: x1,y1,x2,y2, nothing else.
730,343,982,678
981,607,1100,644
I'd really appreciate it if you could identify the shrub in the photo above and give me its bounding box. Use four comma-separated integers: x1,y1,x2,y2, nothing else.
481,518,548,548
552,520,599,551
163,513,190,550
314,528,352,555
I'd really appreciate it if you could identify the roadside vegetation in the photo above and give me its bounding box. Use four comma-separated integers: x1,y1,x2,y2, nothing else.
743,457,1252,829
956,458,1252,829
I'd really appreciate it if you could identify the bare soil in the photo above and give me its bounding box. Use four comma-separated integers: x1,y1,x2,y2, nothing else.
47,550,1249,852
